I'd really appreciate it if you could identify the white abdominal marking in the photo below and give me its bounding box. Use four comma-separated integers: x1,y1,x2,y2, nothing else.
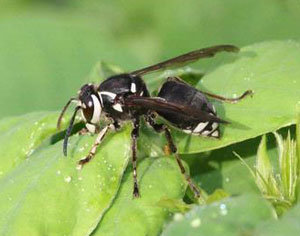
201,130,211,136
183,129,192,134
211,122,218,131
193,122,209,133
211,130,219,137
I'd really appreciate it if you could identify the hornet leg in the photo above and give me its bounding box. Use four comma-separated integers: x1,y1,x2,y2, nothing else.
146,115,200,198
131,117,140,198
168,76,252,103
200,90,253,104
78,125,110,168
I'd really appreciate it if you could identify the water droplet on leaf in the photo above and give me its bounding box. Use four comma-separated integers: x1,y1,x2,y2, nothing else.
190,218,201,228
64,176,72,183
219,203,228,216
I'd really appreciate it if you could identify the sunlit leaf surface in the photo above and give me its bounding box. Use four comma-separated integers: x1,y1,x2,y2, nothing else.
0,120,131,236
93,158,187,236
162,194,275,236
0,112,61,178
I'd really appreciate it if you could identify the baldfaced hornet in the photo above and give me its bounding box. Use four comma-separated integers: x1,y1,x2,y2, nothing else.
57,45,253,198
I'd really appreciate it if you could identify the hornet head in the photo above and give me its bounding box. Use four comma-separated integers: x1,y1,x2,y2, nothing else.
57,83,103,156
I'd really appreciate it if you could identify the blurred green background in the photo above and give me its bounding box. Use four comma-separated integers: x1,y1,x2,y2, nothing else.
0,0,299,118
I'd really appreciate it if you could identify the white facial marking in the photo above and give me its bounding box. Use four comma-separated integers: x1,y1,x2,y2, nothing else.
211,130,219,137
112,103,123,112
99,91,116,99
81,109,86,122
193,122,209,133
91,94,101,124
86,123,96,133
131,83,137,93
140,91,144,96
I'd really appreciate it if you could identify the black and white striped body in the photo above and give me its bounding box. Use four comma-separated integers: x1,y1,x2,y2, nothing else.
79,75,219,138
78,74,150,133
98,74,150,122
157,78,220,138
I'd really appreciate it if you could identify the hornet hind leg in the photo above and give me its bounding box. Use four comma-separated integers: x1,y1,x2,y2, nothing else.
145,114,200,198
131,117,141,198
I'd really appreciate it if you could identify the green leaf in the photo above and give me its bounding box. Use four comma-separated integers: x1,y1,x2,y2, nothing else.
255,203,300,235
0,112,188,236
256,135,280,198
0,112,63,178
256,135,273,183
296,102,300,171
205,189,230,204
188,127,294,198
162,194,275,236
156,198,191,213
0,116,132,236
143,41,300,155
230,127,300,216
92,157,187,236
185,138,262,196
276,131,299,203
